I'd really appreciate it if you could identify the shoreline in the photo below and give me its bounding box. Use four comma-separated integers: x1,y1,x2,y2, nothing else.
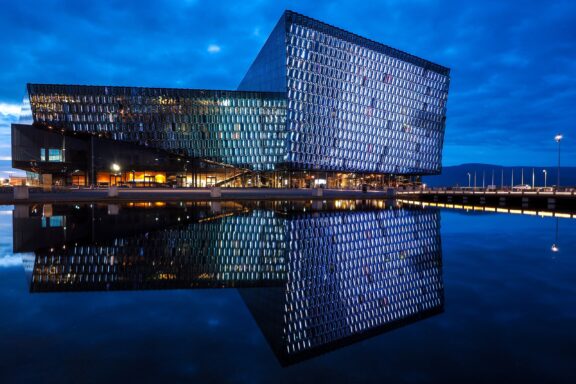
0,187,393,204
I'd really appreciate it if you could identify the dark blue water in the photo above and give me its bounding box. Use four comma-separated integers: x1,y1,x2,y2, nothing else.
0,202,574,383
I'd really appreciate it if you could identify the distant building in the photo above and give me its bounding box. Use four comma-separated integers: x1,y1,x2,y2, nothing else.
11,10,450,188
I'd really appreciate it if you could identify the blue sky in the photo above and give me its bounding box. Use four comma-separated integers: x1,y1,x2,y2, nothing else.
0,0,574,171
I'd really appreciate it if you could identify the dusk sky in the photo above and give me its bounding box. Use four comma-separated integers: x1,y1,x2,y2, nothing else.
0,0,574,172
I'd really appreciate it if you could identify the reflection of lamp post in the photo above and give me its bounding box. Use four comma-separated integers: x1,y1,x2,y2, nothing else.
467,172,471,188
554,134,562,190
551,218,559,253
542,169,547,188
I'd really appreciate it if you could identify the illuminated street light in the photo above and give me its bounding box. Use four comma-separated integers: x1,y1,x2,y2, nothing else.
542,169,547,188
467,172,471,188
111,163,121,173
555,134,562,190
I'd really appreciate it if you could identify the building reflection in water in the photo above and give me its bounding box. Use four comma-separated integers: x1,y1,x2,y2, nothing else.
13,200,444,364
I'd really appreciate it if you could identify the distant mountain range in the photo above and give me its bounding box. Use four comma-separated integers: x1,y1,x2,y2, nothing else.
423,164,576,188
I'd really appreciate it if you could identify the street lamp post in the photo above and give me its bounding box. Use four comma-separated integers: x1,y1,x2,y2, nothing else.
555,134,563,190
111,163,121,186
543,169,547,188
467,172,471,188
511,169,514,189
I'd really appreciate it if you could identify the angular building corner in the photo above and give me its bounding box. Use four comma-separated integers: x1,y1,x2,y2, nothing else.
11,10,450,188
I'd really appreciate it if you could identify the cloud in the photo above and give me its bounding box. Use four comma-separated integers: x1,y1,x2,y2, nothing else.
0,255,22,268
0,103,21,116
0,103,19,163
0,0,573,166
207,44,221,54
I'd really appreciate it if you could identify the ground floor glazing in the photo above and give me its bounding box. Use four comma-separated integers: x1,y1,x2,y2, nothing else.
24,169,422,189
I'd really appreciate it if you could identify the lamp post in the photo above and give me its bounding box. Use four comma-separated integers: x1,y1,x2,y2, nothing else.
491,169,495,187
543,169,547,188
467,172,471,188
511,169,514,189
554,134,563,190
111,163,121,186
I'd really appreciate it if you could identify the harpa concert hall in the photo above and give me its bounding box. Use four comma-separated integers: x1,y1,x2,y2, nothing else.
11,10,450,188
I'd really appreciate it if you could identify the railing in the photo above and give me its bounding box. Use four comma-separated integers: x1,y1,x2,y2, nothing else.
214,170,252,187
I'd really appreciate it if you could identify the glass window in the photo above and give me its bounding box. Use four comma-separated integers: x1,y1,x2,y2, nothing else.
48,148,63,162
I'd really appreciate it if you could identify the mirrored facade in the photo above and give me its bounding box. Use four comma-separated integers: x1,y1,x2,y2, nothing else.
12,10,450,186
241,205,443,364
14,201,443,364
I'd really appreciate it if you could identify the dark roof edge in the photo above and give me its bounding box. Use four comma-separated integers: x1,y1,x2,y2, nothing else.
284,10,450,76
26,83,286,98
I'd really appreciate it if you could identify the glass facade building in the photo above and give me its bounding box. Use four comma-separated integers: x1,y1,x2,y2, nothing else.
239,11,450,175
11,10,450,187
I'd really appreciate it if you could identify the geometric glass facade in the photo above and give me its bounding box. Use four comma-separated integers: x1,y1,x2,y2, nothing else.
24,85,286,171
239,11,450,174
12,10,450,186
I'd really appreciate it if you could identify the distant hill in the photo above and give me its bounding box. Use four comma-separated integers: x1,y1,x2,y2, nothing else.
424,164,576,188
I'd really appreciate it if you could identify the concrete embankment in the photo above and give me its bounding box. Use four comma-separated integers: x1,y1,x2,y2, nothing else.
0,187,396,204
397,189,576,213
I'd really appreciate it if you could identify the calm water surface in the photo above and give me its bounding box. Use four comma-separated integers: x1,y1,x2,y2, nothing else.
0,201,574,383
